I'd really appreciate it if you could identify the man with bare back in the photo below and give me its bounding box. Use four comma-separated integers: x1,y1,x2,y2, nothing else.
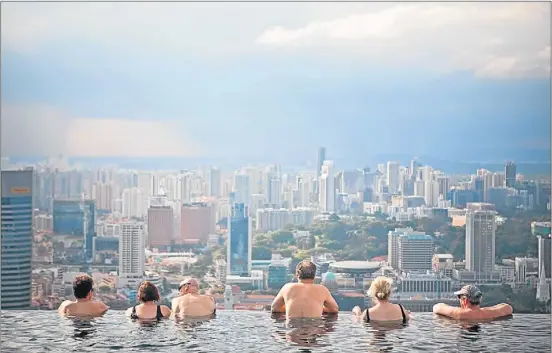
271,260,339,318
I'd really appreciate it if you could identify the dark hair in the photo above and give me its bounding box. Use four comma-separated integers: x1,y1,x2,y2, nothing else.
73,274,94,299
137,281,160,303
296,260,317,280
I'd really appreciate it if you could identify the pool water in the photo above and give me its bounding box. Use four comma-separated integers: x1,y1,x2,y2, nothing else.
1,311,550,352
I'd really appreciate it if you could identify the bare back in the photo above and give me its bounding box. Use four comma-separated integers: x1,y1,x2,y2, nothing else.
59,300,109,318
274,283,338,318
172,294,215,317
363,303,409,323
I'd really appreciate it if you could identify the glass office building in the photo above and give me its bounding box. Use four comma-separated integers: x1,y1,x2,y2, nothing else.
227,203,252,276
1,169,34,309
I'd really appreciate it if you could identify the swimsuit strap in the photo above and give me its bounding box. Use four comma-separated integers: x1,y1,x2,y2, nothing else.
398,304,406,324
131,305,138,319
365,308,370,323
156,305,163,320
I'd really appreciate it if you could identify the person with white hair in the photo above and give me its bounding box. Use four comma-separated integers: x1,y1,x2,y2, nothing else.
352,276,410,324
171,278,216,317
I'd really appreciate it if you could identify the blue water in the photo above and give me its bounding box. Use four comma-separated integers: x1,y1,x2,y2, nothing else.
1,311,550,352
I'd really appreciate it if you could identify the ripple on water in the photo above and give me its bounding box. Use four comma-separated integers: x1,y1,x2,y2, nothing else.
0,311,550,353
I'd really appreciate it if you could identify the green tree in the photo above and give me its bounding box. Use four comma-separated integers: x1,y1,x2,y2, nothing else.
252,246,272,260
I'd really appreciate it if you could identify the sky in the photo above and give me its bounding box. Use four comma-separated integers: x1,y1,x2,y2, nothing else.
1,1,550,168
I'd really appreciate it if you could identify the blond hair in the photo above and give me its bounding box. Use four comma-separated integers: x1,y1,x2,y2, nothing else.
367,276,392,301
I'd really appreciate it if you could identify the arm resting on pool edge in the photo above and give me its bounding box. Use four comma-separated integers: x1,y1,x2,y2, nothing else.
433,303,464,319
323,287,339,314
271,290,286,313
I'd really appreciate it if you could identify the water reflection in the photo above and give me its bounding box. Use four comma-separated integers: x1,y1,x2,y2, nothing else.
271,313,337,349
67,317,97,339
364,320,408,352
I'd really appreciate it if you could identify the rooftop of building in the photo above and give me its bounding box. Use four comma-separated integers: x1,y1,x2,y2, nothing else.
329,261,383,271
434,254,454,259
399,233,432,241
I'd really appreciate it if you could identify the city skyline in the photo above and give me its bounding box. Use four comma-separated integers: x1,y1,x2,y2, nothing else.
1,2,550,167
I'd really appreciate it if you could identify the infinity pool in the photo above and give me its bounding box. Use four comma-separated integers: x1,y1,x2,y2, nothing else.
1,311,550,352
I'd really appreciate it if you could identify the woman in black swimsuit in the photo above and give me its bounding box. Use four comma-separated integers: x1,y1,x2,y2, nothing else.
352,276,409,324
125,281,171,321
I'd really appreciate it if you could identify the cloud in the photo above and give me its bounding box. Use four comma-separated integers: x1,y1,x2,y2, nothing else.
1,104,204,158
256,3,550,78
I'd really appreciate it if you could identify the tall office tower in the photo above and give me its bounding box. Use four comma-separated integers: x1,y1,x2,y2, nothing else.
298,177,312,208
93,182,115,211
398,232,434,272
233,172,251,206
492,172,505,188
436,176,450,199
137,172,153,215
207,167,222,198
147,205,174,249
181,203,215,243
53,198,95,262
119,222,145,288
410,160,418,180
267,177,282,207
243,167,263,195
538,235,551,280
414,180,425,198
424,180,439,207
505,161,516,188
482,172,494,202
83,199,96,262
386,161,400,194
1,169,34,309
122,187,143,219
465,208,496,276
317,147,326,177
227,203,252,277
177,173,193,204
283,190,294,209
163,174,178,201
420,166,433,182
319,160,335,212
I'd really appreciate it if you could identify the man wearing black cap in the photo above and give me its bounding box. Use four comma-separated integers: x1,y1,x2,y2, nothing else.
433,285,513,320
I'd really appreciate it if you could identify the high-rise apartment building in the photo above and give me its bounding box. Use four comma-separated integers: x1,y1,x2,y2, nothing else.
505,161,516,188
93,182,115,211
147,205,174,248
208,167,222,198
233,172,251,206
122,187,143,219
317,147,326,177
424,180,439,207
465,208,496,276
267,177,282,208
397,231,434,272
227,203,252,277
319,161,335,212
181,203,215,243
1,169,34,309
119,222,145,288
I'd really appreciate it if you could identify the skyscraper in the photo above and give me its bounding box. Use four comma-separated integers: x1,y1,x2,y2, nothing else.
386,161,400,194
181,203,215,243
122,187,143,218
395,229,434,272
119,222,145,288
227,203,252,277
537,235,551,280
465,207,496,276
317,147,326,177
267,177,282,207
233,172,251,206
53,198,96,262
505,161,516,188
147,205,174,249
319,161,335,212
1,169,34,309
208,167,222,198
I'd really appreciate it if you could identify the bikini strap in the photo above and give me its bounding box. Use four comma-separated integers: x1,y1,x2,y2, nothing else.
365,308,370,323
132,305,137,314
398,304,406,324
156,305,163,320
